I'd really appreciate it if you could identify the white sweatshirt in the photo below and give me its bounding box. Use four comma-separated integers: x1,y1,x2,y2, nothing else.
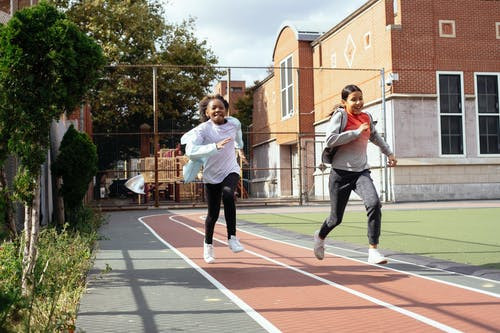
181,117,243,184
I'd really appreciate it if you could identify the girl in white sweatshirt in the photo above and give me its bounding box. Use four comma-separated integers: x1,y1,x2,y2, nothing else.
181,94,246,263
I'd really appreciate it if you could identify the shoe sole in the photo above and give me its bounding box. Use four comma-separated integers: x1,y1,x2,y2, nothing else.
204,257,215,264
314,248,324,260
229,247,244,253
368,259,388,264
313,231,325,260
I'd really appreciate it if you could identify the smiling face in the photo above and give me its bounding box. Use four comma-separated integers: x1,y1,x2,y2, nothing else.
205,98,227,124
342,90,364,115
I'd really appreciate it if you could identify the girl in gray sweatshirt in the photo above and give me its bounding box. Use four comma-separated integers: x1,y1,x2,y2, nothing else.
314,84,397,265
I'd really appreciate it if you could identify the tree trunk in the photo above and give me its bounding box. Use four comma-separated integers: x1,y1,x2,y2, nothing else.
21,176,41,296
55,176,65,226
0,167,16,239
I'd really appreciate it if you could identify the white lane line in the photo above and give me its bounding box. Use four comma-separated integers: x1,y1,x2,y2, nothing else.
138,216,281,333
231,215,500,286
194,212,500,295
234,224,500,299
158,214,462,333
167,212,500,296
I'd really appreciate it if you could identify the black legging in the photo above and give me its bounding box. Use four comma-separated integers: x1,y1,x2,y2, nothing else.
204,172,240,244
319,168,382,245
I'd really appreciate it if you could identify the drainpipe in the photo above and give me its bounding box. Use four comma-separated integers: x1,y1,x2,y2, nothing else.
380,68,389,202
296,68,303,205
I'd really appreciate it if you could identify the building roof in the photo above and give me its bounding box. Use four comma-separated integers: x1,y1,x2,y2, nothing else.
311,0,378,46
272,20,327,61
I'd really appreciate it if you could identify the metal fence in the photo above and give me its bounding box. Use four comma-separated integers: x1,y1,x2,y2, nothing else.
91,129,392,209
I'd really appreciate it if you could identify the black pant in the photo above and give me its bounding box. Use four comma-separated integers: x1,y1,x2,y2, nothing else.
319,168,382,245
204,172,240,244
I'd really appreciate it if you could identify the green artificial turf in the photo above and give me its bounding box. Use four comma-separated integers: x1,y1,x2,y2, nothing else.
238,208,500,269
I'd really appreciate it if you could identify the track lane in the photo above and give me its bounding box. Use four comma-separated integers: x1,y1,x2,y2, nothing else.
142,213,500,333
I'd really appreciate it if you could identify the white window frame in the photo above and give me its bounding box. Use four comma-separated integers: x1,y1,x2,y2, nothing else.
474,72,500,156
437,71,466,156
496,22,500,39
439,20,456,38
280,55,294,119
330,52,337,68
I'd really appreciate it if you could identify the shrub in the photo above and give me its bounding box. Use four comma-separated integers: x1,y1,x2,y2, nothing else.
0,207,105,332
52,125,98,221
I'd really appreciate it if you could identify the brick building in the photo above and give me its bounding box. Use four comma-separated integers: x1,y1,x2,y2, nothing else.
0,0,38,20
252,0,500,202
214,80,246,116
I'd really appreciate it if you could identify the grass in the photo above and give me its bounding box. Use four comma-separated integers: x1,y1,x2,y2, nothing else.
237,208,500,269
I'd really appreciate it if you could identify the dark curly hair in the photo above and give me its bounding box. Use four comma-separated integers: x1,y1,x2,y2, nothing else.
329,84,362,116
199,94,229,122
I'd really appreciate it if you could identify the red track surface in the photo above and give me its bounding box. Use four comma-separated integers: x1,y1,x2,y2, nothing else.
143,213,500,333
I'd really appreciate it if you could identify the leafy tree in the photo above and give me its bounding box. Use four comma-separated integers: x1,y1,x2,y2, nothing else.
0,2,104,294
52,125,98,220
234,83,257,151
48,0,223,169
234,84,257,131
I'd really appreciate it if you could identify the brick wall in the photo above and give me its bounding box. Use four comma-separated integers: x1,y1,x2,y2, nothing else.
313,0,390,122
393,0,500,94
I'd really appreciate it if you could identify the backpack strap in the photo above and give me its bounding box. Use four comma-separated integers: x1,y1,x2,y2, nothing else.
321,108,347,165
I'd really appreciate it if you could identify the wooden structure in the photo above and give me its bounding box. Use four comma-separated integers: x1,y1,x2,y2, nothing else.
136,149,203,202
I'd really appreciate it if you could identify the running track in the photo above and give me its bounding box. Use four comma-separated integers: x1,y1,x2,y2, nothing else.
141,212,500,333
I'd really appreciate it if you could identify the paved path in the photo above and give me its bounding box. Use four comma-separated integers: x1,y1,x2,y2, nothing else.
76,201,500,332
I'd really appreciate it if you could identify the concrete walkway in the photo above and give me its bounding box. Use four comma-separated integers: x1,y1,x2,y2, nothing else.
76,201,500,332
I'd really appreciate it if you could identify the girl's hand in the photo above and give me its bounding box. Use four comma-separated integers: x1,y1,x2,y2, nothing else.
387,154,398,167
238,149,248,165
358,122,370,132
216,137,232,150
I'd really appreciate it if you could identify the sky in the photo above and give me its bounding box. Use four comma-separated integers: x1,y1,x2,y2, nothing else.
162,0,367,85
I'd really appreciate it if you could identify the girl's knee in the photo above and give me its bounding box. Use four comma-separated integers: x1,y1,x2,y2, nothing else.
222,187,235,201
365,198,381,211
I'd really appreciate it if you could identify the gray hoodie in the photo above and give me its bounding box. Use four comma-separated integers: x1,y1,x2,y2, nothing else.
323,107,392,172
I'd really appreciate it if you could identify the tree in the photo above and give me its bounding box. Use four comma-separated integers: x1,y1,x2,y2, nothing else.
234,83,257,149
48,0,223,169
0,2,104,294
52,125,98,221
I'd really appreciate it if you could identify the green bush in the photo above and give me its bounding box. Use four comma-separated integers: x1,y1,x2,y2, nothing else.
0,206,105,332
52,125,98,219
0,194,7,241
0,240,24,329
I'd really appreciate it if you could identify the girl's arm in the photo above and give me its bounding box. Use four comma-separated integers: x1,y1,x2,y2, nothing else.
325,110,363,148
227,116,244,149
181,126,218,159
368,115,394,157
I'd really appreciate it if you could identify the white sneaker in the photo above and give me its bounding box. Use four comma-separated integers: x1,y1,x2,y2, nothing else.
228,235,244,253
313,230,325,260
368,248,387,264
204,242,215,264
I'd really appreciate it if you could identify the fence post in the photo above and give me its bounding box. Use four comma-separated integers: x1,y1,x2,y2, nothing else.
153,66,159,207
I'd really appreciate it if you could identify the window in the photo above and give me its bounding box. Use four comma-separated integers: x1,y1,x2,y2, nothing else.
393,0,398,16
280,56,294,118
439,20,456,38
330,53,336,68
364,32,371,49
438,73,464,155
496,22,500,39
476,74,500,154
